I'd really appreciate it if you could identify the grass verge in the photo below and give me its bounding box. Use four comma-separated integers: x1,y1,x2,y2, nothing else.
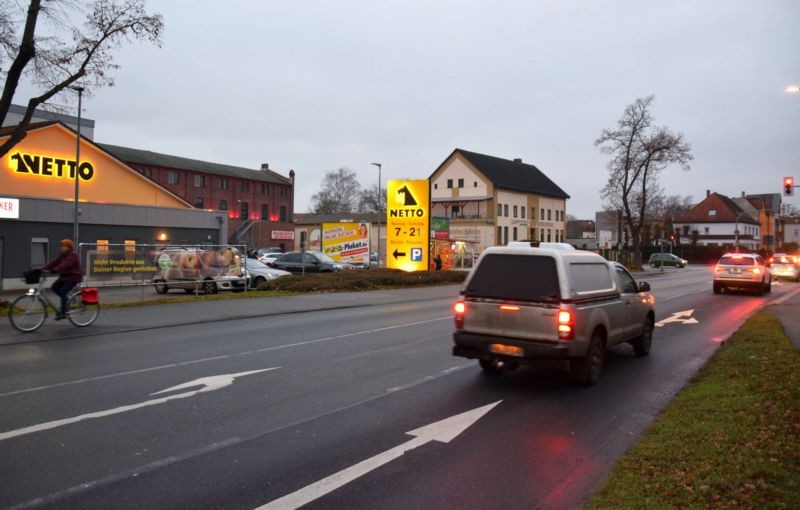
588,311,800,509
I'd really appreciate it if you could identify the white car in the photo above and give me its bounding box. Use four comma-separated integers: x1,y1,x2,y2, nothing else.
713,253,771,295
244,258,291,287
768,253,800,282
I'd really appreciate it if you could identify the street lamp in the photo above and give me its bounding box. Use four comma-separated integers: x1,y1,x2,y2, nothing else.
71,85,84,252
371,162,382,268
734,210,750,252
786,85,800,94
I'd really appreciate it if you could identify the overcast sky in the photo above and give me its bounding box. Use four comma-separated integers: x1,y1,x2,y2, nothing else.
19,0,800,218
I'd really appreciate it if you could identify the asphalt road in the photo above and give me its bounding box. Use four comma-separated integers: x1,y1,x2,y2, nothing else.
1,267,798,510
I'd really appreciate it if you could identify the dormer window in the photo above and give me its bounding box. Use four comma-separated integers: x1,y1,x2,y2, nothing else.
708,210,716,216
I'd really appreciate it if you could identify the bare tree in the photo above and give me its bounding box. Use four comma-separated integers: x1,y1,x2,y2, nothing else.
358,184,386,214
596,96,693,266
0,0,163,157
310,167,362,214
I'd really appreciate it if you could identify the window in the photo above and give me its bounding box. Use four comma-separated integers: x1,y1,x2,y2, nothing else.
547,209,552,221
531,228,536,239
540,230,545,242
219,178,229,190
464,254,560,301
531,208,535,220
30,238,49,268
280,187,287,198
261,204,269,220
241,181,250,192
474,181,478,187
521,207,525,219
124,240,136,259
504,204,509,217
194,197,204,208
434,183,438,189
240,201,249,219
503,226,509,244
96,239,109,261
497,226,502,245
513,205,518,218
139,167,152,178
167,171,179,184
569,263,615,293
541,208,545,220
261,184,269,195
709,210,717,216
513,227,518,241
704,227,709,234
497,204,502,216
547,229,552,242
280,205,287,222
447,179,453,189
616,267,639,293
219,200,227,211
194,175,205,188
458,178,464,188
451,206,460,218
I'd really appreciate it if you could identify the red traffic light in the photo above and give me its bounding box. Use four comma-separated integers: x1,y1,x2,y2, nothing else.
785,177,795,196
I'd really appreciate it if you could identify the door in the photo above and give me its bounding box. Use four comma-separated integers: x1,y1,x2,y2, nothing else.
615,266,643,340
302,252,320,273
279,252,302,273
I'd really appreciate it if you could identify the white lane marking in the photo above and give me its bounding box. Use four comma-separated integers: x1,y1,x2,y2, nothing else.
0,316,452,397
0,368,278,441
386,364,471,393
655,309,699,327
768,286,800,306
255,401,502,510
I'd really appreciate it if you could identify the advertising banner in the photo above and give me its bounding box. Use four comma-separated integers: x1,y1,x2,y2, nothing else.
386,180,430,271
321,222,370,265
431,217,449,240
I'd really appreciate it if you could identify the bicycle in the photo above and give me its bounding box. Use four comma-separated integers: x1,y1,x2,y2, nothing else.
8,269,100,333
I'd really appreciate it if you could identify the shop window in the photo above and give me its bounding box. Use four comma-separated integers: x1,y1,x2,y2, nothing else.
219,199,227,211
261,204,269,220
458,178,464,188
97,239,109,261
240,201,249,219
194,175,205,188
280,205,287,222
513,205,518,218
30,238,49,268
219,178,229,190
124,240,136,259
194,197,204,208
451,206,460,219
447,179,453,189
167,171,180,185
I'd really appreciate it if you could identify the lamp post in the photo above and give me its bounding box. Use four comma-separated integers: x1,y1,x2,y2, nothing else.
734,210,749,252
371,162,382,268
71,86,84,250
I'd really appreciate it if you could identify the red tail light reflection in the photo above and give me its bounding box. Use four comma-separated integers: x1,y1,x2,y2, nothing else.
454,300,465,330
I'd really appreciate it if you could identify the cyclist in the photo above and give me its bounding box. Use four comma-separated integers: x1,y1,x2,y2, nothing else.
42,239,83,320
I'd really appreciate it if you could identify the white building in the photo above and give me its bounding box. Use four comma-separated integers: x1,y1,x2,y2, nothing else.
674,192,760,250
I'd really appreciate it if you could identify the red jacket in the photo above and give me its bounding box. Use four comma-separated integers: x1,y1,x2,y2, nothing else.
43,249,83,282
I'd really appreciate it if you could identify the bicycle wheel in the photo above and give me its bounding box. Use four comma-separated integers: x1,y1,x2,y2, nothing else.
66,293,100,327
8,294,47,333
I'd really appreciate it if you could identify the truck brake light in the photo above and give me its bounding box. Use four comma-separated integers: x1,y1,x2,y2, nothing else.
558,310,574,340
454,300,465,330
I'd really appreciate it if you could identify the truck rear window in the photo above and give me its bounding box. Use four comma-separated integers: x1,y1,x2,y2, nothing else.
465,254,560,301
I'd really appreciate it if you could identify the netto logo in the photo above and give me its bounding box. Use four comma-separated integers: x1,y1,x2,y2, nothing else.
390,185,424,218
10,152,94,181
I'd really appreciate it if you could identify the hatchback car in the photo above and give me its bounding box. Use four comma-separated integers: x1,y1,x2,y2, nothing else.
768,253,800,282
713,253,771,295
269,251,352,274
649,252,688,268
243,258,291,287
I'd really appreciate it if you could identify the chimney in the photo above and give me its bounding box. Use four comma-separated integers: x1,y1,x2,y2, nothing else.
741,191,746,198
513,158,522,164
706,189,710,197
289,169,295,185
261,163,270,171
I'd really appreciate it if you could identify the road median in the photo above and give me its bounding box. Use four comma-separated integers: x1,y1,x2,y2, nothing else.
588,310,800,509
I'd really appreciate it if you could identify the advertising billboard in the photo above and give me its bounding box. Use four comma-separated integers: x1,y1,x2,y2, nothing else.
321,222,370,266
386,180,430,271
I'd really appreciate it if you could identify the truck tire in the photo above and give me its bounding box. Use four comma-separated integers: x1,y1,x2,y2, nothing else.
632,318,653,356
570,334,604,386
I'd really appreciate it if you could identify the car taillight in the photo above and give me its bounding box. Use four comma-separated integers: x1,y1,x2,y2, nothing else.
751,267,762,274
454,300,465,330
558,310,574,340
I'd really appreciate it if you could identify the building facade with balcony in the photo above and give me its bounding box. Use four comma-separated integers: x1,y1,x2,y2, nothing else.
428,149,570,253
99,144,296,251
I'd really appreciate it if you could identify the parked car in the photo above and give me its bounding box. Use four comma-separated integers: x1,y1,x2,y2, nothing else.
243,258,291,287
269,251,353,274
713,253,771,295
153,247,247,294
452,245,655,385
767,253,800,282
254,247,284,266
649,252,688,268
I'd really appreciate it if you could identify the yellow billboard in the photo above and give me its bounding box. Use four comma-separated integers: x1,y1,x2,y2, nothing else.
386,180,430,271
321,222,371,265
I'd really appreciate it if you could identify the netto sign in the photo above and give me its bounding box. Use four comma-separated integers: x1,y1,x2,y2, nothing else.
386,180,430,272
9,152,95,181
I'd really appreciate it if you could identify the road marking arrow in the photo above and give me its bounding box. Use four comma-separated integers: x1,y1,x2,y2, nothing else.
392,248,407,259
655,309,699,328
0,368,278,442
257,400,502,510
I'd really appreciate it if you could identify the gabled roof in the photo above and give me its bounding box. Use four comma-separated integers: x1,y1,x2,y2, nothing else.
746,193,781,212
432,149,570,199
676,192,759,224
98,143,292,185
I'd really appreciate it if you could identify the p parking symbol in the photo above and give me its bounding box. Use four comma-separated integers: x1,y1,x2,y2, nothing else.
410,248,423,261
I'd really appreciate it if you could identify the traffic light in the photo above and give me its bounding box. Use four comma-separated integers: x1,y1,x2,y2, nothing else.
785,177,794,196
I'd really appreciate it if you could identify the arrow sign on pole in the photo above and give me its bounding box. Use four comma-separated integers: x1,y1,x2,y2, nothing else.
655,309,699,328
0,368,278,442
257,400,502,510
392,248,407,259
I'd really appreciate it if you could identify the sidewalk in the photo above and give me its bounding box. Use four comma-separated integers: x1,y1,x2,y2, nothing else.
766,287,800,351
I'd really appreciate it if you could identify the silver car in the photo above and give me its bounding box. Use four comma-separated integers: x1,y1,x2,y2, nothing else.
452,246,655,385
713,253,771,294
768,253,799,282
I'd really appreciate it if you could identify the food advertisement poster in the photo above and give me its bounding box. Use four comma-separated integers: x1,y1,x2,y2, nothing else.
321,222,370,265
